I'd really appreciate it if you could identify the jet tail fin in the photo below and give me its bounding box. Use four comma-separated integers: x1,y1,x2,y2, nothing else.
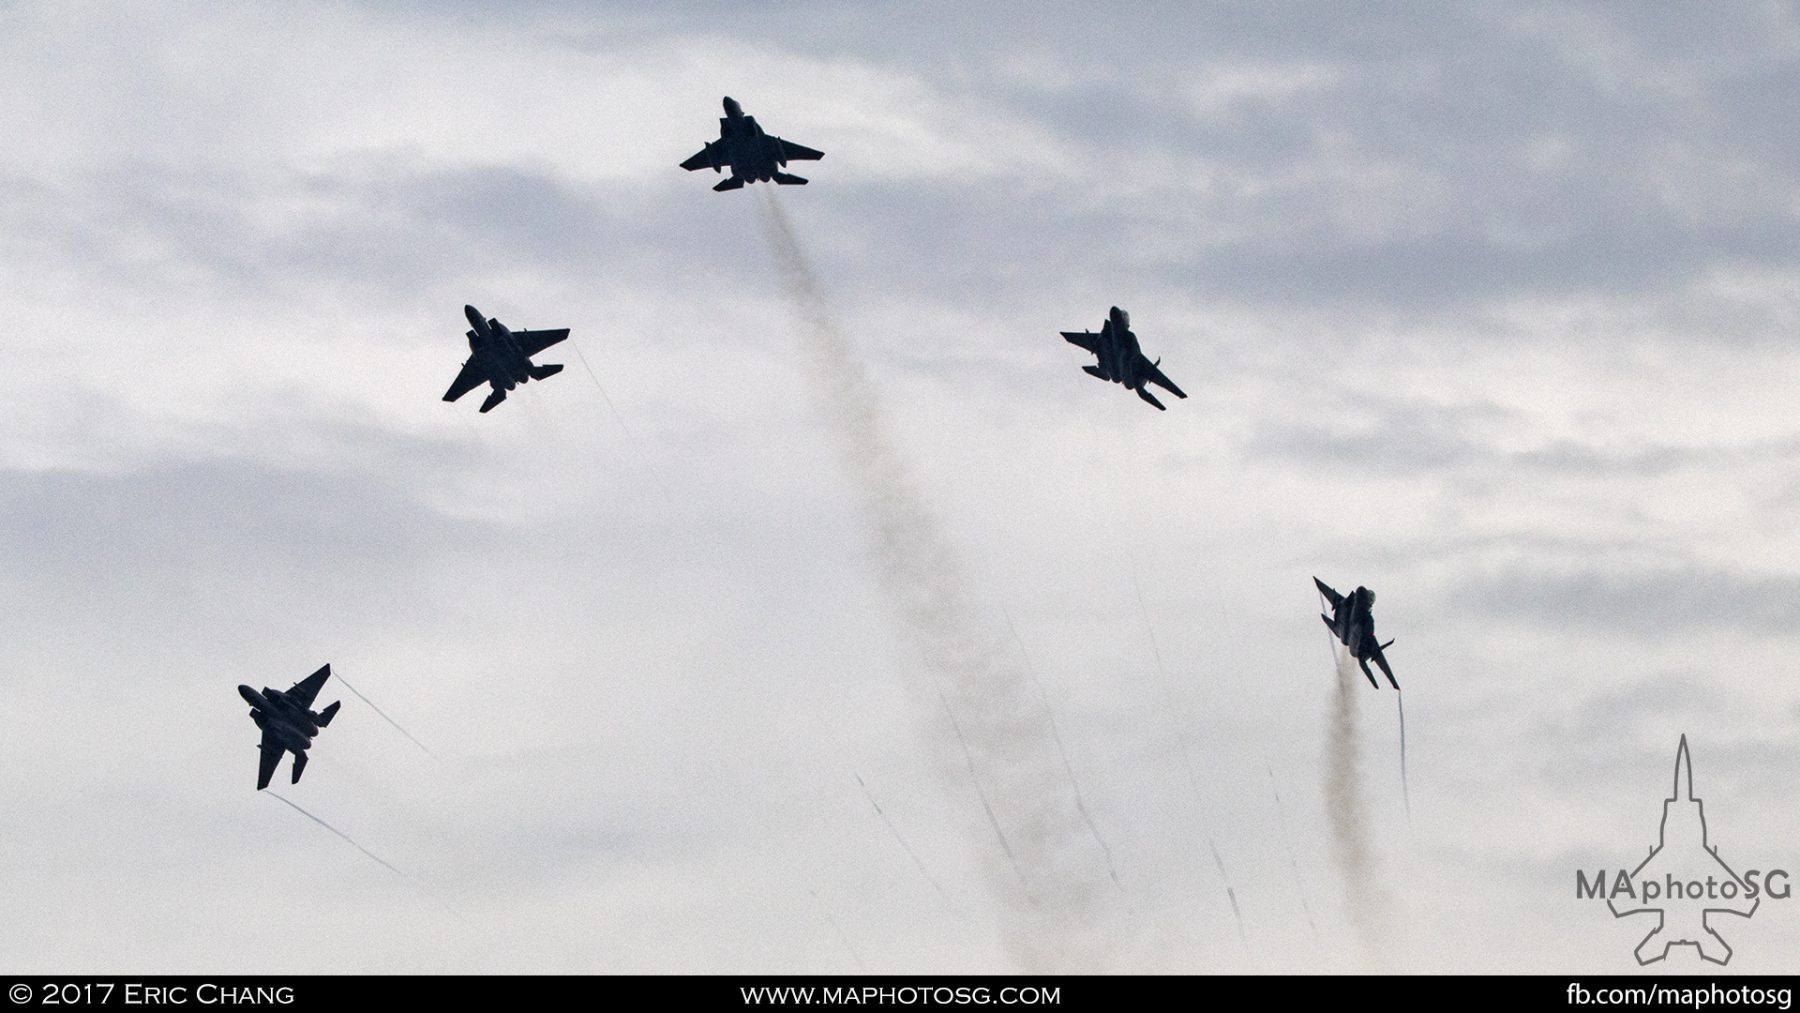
1357,659,1381,689
713,177,746,192
316,701,341,728
773,172,809,185
290,751,308,784
479,389,507,413
1136,386,1167,410
528,363,563,381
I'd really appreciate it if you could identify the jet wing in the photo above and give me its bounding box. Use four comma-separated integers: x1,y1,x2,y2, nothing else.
514,328,570,359
1370,643,1399,690
1313,577,1345,608
443,360,488,403
1142,361,1187,400
256,733,284,791
680,142,721,172
774,137,824,162
285,664,332,710
1061,330,1101,354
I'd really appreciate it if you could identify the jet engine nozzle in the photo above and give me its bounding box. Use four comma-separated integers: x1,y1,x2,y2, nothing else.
237,684,270,710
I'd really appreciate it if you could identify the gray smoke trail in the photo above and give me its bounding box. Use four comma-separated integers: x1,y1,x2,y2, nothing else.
331,672,438,760
758,189,1107,969
267,791,404,876
809,887,869,972
1396,692,1411,822
1003,610,1121,886
1206,837,1250,958
1316,587,1390,964
1325,648,1385,963
853,772,953,904
1265,764,1321,942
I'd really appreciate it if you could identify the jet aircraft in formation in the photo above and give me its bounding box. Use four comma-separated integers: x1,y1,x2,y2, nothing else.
1061,306,1188,410
442,304,570,413
254,99,1410,796
1314,577,1398,689
240,664,341,790
680,96,825,191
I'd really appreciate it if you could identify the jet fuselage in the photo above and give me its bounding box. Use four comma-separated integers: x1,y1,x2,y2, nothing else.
1084,307,1149,391
1328,586,1377,654
713,98,785,184
682,96,822,190
239,684,321,754
464,304,534,393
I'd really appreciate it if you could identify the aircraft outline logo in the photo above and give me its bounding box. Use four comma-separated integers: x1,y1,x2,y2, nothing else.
1604,735,1759,966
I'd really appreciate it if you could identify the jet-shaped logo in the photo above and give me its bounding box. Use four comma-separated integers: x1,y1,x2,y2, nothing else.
1607,736,1758,964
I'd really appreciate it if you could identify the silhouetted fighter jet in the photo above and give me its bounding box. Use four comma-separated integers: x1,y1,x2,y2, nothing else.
1061,306,1187,410
1314,577,1398,689
240,664,341,790
680,96,824,191
443,304,569,413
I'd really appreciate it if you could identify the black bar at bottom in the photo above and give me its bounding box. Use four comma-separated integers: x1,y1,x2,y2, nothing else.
3,975,1797,1010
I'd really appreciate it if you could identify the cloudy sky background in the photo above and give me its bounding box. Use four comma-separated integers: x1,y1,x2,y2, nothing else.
3,0,1799,974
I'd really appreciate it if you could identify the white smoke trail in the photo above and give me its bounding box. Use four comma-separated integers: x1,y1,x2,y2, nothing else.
1129,565,1247,954
758,190,1110,969
569,338,678,507
330,670,437,760
1127,568,1206,801
1265,763,1321,943
267,792,465,922
809,886,869,972
853,772,954,905
1206,837,1251,959
1396,692,1411,822
570,337,636,441
268,791,403,875
927,666,1031,894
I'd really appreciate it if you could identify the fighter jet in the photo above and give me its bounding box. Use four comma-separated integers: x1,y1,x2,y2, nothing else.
239,664,342,791
442,304,569,413
1314,577,1398,689
680,96,824,192
1061,307,1188,410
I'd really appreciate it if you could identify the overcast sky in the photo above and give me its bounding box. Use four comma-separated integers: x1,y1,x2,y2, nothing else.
3,0,1799,975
